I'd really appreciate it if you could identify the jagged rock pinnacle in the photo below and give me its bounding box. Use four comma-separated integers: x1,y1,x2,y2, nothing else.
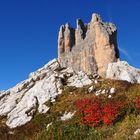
91,13,102,22
75,19,86,44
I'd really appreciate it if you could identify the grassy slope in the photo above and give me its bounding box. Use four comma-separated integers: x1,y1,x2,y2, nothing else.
0,79,140,140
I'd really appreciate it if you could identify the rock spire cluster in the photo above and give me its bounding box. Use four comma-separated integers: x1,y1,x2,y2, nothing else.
58,13,119,77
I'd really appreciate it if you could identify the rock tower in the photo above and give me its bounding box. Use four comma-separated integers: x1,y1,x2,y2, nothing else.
58,13,119,77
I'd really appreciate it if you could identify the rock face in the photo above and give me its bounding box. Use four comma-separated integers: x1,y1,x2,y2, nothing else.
0,59,92,128
0,91,4,94
58,13,119,77
106,61,140,84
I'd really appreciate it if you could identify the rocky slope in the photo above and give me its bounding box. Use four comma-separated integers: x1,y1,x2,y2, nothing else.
0,75,140,140
0,59,93,128
0,58,140,130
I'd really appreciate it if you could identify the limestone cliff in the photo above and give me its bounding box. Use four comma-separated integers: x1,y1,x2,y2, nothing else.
58,13,119,77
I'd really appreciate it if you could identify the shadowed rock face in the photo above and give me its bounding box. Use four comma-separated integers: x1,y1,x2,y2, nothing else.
58,13,119,77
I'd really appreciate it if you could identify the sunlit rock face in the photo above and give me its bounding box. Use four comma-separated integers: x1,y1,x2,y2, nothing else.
58,13,119,77
0,59,93,128
106,61,140,84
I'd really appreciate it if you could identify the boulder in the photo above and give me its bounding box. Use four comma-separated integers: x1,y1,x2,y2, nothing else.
106,61,140,84
60,111,76,121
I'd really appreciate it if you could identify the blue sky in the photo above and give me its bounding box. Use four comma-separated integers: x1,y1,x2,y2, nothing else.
0,0,140,90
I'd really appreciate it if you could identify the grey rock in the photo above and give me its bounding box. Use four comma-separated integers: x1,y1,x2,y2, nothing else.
106,61,140,84
88,86,96,93
101,89,106,94
134,128,140,135
110,88,116,94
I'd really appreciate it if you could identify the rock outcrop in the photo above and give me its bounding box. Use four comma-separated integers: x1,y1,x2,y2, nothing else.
106,61,140,84
0,90,4,94
58,13,119,77
0,59,93,128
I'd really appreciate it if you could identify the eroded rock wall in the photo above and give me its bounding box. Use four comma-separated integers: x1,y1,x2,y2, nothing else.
58,13,119,77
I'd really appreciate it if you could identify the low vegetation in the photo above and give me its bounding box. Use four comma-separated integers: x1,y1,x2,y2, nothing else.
0,79,140,140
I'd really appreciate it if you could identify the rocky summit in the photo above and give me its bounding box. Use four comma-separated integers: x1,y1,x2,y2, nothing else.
58,13,119,77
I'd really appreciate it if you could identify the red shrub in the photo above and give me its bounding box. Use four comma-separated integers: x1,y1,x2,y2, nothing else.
134,97,140,109
102,99,125,125
75,97,103,127
75,96,126,127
